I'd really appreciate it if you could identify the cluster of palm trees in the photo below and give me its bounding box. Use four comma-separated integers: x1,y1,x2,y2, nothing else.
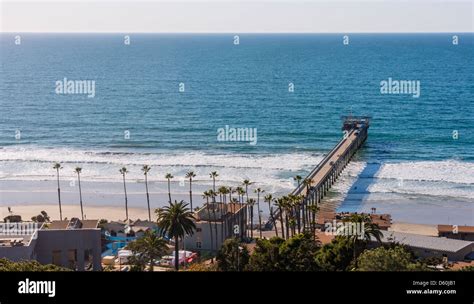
52,161,319,243
198,176,262,254
50,161,329,272
52,162,195,222
273,193,319,240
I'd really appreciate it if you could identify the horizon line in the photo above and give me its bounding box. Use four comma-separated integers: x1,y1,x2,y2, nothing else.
2,31,473,34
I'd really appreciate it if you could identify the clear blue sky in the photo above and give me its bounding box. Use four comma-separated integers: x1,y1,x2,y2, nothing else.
1,0,473,33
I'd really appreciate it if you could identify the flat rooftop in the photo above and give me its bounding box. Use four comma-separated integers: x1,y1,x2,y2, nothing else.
377,231,474,253
438,225,474,234
195,202,245,222
48,218,99,229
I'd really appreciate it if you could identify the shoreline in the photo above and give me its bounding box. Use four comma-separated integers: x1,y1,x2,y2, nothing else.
1,204,154,222
1,204,439,236
1,178,473,226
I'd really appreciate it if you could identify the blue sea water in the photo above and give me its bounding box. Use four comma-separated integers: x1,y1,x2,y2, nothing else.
0,34,473,224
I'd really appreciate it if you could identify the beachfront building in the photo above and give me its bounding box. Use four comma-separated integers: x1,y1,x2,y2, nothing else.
438,225,474,241
0,218,102,270
371,231,474,261
184,202,248,252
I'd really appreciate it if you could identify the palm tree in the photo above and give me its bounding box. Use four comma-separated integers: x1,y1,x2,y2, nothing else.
224,187,231,204
209,171,218,196
247,198,256,239
217,186,225,203
165,173,174,204
308,204,319,238
294,175,303,187
127,230,168,271
302,179,312,228
234,186,245,239
53,163,63,220
229,197,240,239
287,194,300,233
236,187,245,204
156,200,196,271
290,194,301,234
282,196,291,238
142,165,152,221
208,172,219,244
119,167,129,221
294,195,304,233
185,171,196,211
264,194,277,237
242,179,252,202
202,191,214,255
342,214,383,263
254,188,264,238
228,186,234,202
74,167,84,220
208,189,219,249
242,179,252,238
217,186,230,243
275,198,286,239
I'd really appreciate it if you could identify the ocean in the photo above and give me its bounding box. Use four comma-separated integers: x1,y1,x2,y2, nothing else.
0,34,473,225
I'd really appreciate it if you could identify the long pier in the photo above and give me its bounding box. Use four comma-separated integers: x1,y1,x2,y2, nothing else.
293,116,370,204
268,116,370,231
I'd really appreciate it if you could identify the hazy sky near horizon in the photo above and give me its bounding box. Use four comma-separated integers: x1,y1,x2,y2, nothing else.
1,0,473,33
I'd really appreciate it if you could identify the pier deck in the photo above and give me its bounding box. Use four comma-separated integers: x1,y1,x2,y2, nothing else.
268,116,370,231
293,116,369,207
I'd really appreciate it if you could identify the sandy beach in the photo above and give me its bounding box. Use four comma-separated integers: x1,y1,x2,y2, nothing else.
1,204,439,237
1,204,154,222
388,221,438,236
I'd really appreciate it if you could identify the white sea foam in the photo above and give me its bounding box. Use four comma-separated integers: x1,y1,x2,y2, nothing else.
0,146,322,195
1,146,473,200
375,160,474,185
332,160,474,200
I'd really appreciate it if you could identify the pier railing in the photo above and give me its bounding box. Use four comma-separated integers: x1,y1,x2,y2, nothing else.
267,117,369,229
291,129,356,196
